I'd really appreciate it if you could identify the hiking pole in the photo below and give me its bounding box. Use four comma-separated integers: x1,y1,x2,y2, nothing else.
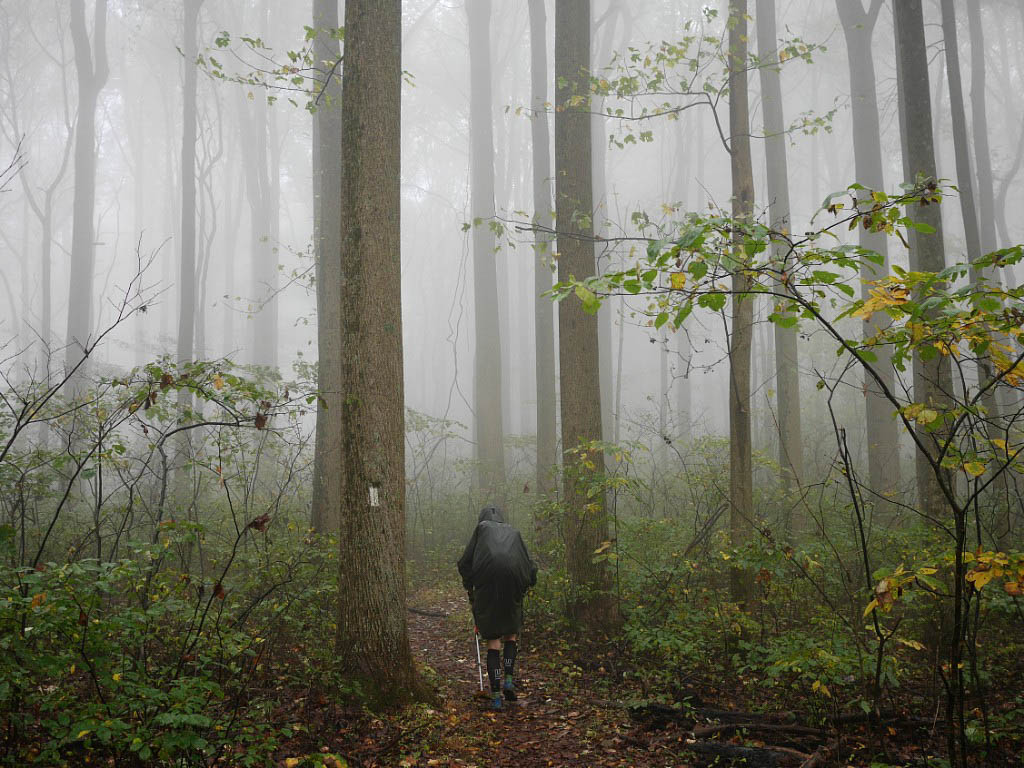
473,626,484,692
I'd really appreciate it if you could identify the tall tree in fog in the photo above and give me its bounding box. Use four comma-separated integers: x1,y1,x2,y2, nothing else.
0,5,74,364
836,0,900,500
528,0,557,500
965,0,998,256
311,0,343,535
177,0,202,387
592,1,627,444
727,0,755,603
334,0,419,701
65,0,108,384
555,0,616,628
755,0,802,500
939,0,998,421
893,2,953,522
239,0,280,371
466,0,506,496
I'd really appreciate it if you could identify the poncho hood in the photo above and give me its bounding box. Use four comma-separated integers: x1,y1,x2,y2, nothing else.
478,506,505,524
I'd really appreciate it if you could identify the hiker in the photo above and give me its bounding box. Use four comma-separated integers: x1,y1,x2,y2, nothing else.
457,506,538,710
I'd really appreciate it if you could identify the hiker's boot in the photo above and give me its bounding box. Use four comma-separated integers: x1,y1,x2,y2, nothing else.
490,692,503,711
502,674,517,702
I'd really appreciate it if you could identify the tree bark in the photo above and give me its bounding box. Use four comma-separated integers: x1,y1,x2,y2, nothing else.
556,0,617,629
65,0,109,387
835,0,901,504
893,0,954,550
756,0,802,502
311,0,343,535
965,0,997,256
467,0,506,498
335,0,420,704
528,0,557,502
939,0,999,426
728,0,755,605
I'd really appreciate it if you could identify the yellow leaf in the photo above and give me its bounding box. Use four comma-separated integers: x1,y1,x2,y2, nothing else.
863,598,879,617
284,759,300,768
112,673,122,682
967,568,996,589
963,461,986,478
213,374,224,390
669,272,687,290
918,567,937,575
1004,582,1022,597
77,730,91,739
30,592,46,609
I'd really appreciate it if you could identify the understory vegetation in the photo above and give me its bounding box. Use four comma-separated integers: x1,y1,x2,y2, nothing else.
3,349,1021,766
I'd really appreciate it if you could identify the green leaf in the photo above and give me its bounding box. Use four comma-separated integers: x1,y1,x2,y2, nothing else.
698,292,727,312
906,220,936,235
677,226,705,250
812,270,839,284
575,285,601,314
768,312,798,329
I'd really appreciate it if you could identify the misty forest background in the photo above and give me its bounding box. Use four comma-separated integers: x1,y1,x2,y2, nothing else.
1,0,1023,766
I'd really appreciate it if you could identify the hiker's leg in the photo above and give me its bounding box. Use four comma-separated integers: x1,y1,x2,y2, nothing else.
485,643,502,693
502,635,518,678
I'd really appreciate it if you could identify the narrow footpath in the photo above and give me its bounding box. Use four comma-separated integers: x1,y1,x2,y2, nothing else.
309,590,952,767
337,590,837,768
402,592,691,768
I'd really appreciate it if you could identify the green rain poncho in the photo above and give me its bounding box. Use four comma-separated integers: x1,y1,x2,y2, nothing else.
457,507,538,640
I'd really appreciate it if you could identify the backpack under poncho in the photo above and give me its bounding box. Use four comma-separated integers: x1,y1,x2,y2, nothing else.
457,507,538,640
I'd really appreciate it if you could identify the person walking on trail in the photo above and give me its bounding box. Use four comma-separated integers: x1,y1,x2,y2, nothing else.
457,506,538,710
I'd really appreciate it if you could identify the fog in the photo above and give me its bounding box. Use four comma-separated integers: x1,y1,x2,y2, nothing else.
2,1,1024,762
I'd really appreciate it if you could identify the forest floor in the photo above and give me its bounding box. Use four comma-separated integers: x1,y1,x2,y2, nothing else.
280,586,958,768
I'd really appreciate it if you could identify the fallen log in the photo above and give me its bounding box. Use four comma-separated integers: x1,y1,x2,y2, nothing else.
692,722,825,739
799,739,838,768
681,739,781,767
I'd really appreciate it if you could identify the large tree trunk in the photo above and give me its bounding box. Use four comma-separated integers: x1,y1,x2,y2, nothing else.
755,0,802,502
939,0,998,423
835,0,901,503
335,0,420,704
965,0,997,256
556,0,617,629
311,0,343,535
466,0,506,498
894,0,954,515
528,0,557,502
728,0,755,605
65,0,109,387
893,14,966,762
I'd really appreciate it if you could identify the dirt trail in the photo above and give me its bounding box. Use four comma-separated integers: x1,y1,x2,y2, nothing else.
400,593,703,768
319,593,949,767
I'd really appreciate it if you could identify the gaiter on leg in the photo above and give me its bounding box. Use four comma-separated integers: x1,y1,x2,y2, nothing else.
503,640,518,679
486,649,502,693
